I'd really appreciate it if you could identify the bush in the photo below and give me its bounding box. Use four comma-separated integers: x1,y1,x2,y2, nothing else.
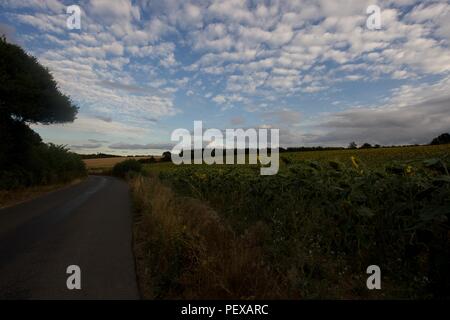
431,133,450,145
138,157,156,164
0,143,87,190
161,151,172,162
112,159,142,178
360,142,372,149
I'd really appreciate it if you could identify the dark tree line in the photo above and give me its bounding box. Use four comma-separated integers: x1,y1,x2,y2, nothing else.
430,133,450,145
0,37,85,189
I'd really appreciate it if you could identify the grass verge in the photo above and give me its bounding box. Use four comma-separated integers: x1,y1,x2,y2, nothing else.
131,174,287,299
0,178,85,209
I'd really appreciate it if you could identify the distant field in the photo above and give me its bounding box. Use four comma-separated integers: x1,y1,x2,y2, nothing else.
84,156,154,172
285,144,450,166
141,144,450,173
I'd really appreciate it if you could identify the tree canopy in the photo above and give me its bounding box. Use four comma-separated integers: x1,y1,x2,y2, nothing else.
360,143,372,149
430,133,450,145
348,141,358,149
0,37,77,124
0,37,79,173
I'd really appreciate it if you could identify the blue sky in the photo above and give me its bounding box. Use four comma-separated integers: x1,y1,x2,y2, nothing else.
1,0,450,155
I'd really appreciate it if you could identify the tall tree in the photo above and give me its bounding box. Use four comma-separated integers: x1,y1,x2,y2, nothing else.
348,141,358,149
0,37,77,124
360,143,372,149
0,37,78,167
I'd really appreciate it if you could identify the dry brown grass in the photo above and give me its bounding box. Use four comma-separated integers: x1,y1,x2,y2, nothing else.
0,178,84,209
83,157,156,173
131,175,289,299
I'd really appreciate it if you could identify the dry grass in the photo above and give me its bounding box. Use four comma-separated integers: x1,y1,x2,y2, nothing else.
83,157,155,173
0,178,84,209
131,175,289,299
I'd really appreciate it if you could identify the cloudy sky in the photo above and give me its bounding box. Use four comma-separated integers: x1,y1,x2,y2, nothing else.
1,0,450,154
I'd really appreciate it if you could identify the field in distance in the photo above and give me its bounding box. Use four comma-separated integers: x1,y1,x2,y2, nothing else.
141,144,450,173
84,156,159,173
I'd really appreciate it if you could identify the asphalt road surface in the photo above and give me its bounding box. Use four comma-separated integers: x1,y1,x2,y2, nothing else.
0,176,139,299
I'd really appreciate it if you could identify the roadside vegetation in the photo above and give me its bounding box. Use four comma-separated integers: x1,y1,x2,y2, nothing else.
0,144,86,190
128,144,450,299
0,38,86,200
0,177,84,209
131,175,285,299
112,159,143,178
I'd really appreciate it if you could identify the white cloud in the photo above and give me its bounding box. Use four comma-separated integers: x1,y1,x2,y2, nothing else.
300,76,450,146
1,0,65,13
3,0,450,148
89,0,140,24
212,95,226,104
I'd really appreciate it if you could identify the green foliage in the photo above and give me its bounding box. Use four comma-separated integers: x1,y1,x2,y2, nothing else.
159,156,450,298
0,143,87,190
360,142,372,149
112,159,143,178
431,133,450,145
0,37,77,124
348,141,358,149
138,156,156,164
0,116,42,169
0,38,83,189
161,151,172,162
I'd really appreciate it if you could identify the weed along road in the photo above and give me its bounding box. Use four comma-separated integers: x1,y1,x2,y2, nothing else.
0,176,139,299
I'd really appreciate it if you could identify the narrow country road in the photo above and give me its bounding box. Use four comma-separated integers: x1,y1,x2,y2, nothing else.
0,176,139,299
